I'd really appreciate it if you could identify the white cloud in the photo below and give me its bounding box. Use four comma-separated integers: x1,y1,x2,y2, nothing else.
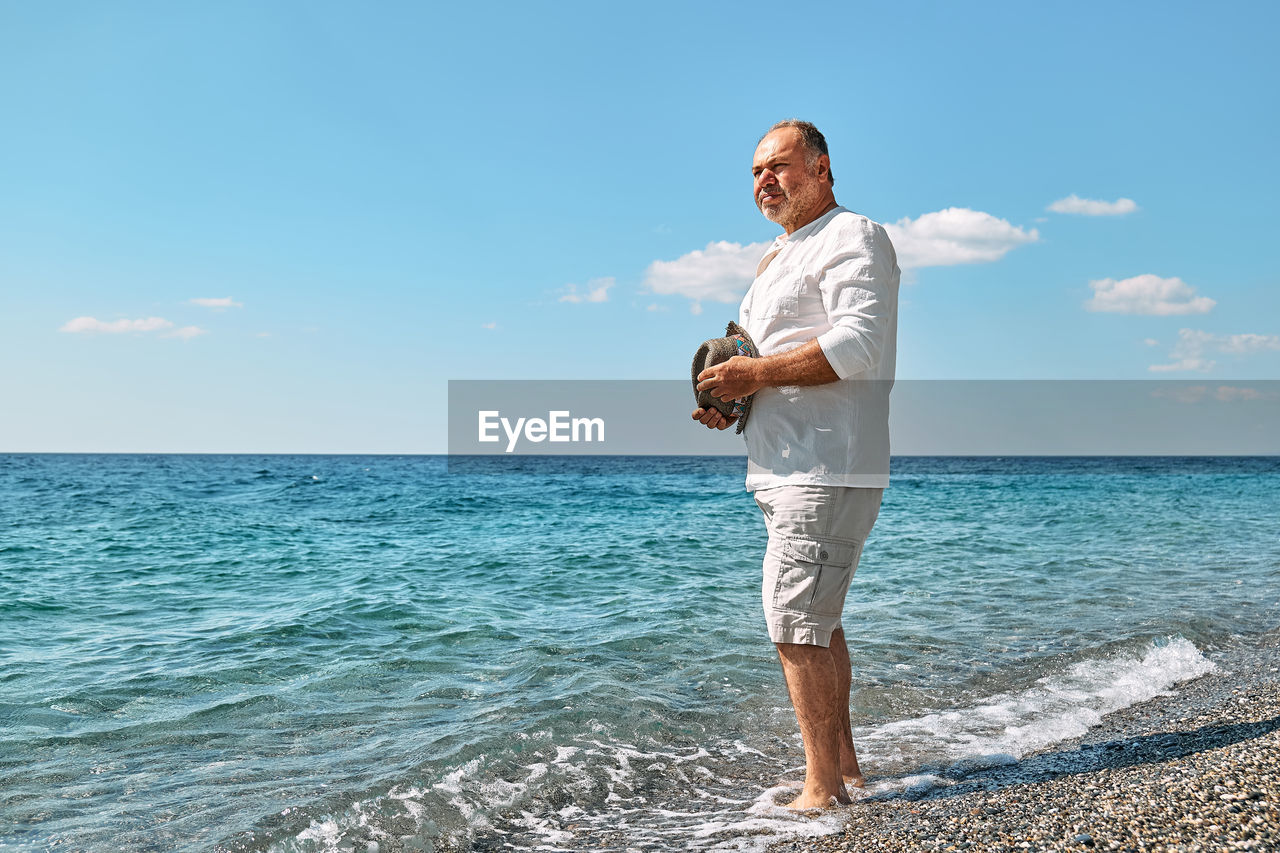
59,316,209,339
883,208,1039,269
642,207,1036,311
645,303,668,312
60,316,174,334
1150,384,1275,403
1150,385,1210,403
1048,194,1139,216
1149,358,1213,373
644,240,769,306
1214,385,1269,402
640,206,1039,312
1150,329,1217,372
1219,333,1280,354
1086,274,1215,316
1149,328,1280,372
559,277,614,304
481,321,498,329
163,325,208,340
189,297,243,308
1143,338,1160,347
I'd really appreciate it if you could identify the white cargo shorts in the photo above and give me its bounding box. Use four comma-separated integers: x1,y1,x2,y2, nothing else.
753,485,883,647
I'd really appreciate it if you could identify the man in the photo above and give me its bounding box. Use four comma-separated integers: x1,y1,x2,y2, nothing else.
692,120,899,810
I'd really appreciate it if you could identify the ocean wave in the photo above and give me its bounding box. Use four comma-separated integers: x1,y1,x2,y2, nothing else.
856,636,1217,796
259,637,1216,853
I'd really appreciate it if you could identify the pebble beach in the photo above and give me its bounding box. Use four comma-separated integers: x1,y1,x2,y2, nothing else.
772,630,1280,853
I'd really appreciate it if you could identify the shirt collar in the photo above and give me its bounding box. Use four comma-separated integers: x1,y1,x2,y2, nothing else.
773,205,845,246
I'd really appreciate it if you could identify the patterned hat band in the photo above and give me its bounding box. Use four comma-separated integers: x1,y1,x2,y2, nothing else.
690,321,760,435
727,337,752,417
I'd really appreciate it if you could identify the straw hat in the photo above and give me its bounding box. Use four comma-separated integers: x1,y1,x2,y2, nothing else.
691,321,759,434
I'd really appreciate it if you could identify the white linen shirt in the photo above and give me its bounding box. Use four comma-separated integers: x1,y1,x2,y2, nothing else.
739,207,899,491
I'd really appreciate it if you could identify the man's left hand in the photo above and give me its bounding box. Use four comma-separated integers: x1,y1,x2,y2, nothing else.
696,355,763,403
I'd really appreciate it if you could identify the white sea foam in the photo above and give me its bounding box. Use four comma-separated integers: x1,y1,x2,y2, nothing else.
858,636,1216,785
270,637,1216,853
689,785,847,852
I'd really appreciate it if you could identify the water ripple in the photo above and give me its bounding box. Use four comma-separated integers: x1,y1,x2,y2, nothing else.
1,455,1278,851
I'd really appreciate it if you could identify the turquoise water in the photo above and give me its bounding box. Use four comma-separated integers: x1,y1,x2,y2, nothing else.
2,455,1279,851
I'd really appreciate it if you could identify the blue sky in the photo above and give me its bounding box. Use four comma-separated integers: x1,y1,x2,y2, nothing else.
2,1,1277,452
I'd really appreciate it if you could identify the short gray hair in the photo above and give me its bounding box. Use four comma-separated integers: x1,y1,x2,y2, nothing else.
762,119,834,188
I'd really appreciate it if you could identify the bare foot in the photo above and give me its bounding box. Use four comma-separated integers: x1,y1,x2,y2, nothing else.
841,752,863,787
784,788,841,811
785,793,835,811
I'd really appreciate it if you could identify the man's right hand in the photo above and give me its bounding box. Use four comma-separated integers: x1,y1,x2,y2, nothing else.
692,407,737,431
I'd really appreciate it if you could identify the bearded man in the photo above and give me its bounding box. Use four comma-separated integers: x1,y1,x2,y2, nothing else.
693,120,899,810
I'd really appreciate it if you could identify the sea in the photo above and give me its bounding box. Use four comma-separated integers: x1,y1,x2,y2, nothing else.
2,454,1279,852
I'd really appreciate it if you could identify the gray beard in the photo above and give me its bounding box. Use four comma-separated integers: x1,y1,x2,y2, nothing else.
760,195,802,231
759,182,823,232
758,193,792,227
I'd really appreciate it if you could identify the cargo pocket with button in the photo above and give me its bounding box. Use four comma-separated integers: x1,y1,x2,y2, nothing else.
771,537,863,616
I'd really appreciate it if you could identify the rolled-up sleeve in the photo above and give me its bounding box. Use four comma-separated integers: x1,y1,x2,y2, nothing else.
814,222,899,379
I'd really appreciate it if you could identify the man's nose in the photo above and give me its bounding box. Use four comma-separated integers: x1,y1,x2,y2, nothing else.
755,169,776,189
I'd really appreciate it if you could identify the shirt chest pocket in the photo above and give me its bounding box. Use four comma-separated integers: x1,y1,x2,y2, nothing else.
748,264,803,320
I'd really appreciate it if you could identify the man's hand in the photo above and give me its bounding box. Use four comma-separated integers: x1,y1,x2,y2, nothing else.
691,407,737,430
696,355,763,403
692,340,839,433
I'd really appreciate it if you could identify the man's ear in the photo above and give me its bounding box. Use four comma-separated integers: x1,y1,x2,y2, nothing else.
817,155,831,183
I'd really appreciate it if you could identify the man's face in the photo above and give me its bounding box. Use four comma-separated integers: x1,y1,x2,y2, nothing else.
752,128,827,232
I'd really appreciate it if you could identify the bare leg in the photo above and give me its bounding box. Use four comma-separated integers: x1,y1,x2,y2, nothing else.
829,628,863,787
776,640,851,809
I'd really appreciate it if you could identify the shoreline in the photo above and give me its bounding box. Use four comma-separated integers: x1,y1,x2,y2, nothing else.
770,630,1280,852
